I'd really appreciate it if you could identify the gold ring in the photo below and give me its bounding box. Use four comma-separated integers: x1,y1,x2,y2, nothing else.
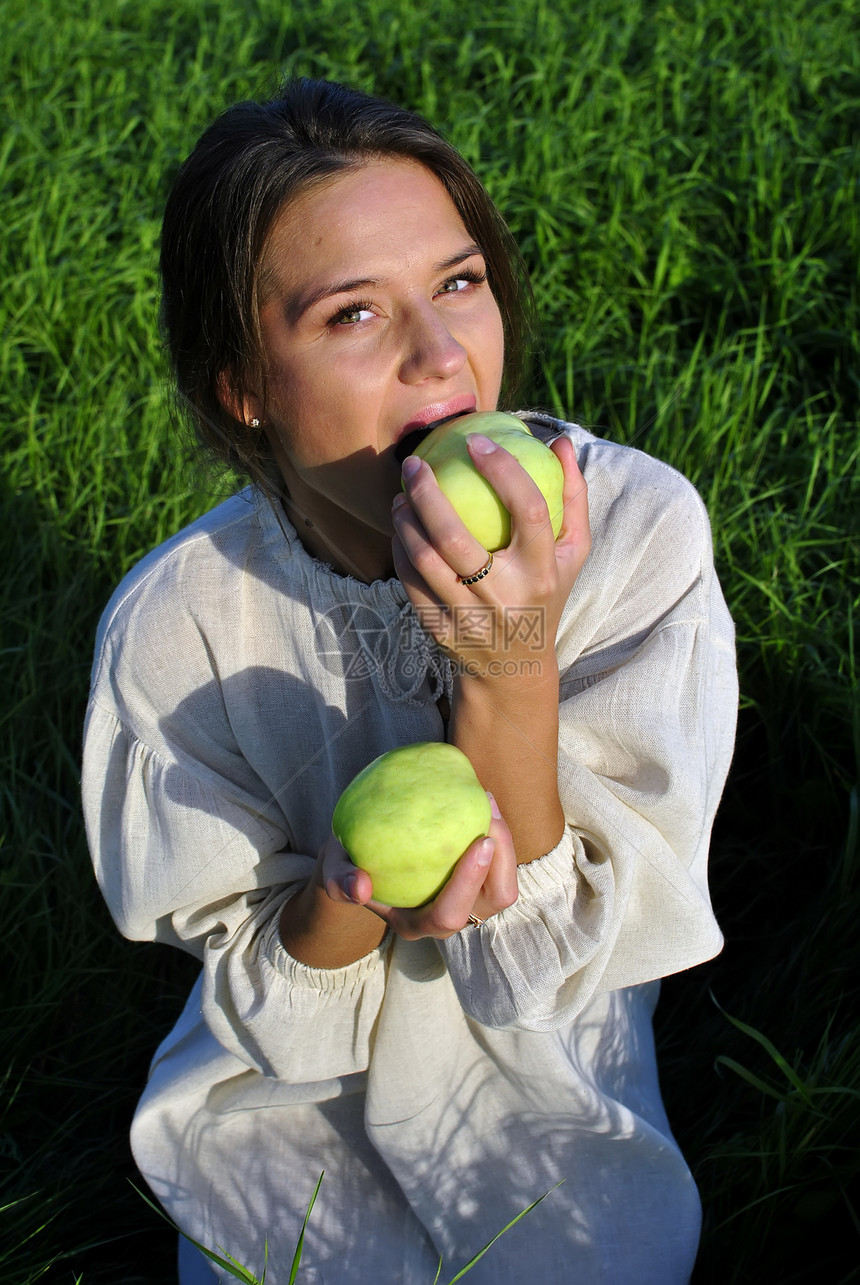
458,553,493,586
467,913,485,927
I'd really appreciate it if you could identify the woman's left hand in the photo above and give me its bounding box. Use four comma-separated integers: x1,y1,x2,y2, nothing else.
320,794,518,940
391,430,590,678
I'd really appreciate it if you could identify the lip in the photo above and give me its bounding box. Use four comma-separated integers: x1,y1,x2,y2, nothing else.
398,393,477,438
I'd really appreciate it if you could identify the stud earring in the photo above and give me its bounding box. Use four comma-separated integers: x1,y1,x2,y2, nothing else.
249,418,260,428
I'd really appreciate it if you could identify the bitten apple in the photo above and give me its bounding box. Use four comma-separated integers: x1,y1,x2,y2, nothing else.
411,410,565,552
332,742,491,908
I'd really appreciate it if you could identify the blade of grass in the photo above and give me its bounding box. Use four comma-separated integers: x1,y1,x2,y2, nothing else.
443,1182,565,1283
130,1184,266,1284
287,1171,324,1285
711,994,815,1104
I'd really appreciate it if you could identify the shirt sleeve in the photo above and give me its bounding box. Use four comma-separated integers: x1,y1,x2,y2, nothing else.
82,700,391,1082
437,443,737,1031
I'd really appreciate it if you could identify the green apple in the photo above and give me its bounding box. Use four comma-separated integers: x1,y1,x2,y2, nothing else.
331,742,491,908
411,410,565,552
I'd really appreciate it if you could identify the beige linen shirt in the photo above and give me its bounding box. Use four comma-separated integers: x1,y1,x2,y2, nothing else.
82,419,737,1283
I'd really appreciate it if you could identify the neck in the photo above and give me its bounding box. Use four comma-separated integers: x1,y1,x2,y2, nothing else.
279,494,396,584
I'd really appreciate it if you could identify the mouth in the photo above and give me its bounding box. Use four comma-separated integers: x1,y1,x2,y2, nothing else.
394,409,474,465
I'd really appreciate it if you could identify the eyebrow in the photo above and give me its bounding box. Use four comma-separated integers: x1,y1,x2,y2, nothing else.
281,243,486,324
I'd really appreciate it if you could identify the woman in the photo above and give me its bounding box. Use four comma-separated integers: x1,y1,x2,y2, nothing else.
82,77,737,1282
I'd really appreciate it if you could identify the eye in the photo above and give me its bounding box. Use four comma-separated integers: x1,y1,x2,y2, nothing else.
329,300,375,326
436,268,487,296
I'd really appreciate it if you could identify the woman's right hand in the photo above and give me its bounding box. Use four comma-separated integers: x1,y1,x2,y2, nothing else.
321,793,518,941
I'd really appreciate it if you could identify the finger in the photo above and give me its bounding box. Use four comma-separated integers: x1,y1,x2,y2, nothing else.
319,833,374,905
364,809,518,940
391,529,460,654
368,832,496,940
473,797,519,913
410,832,497,936
550,435,589,545
398,456,492,588
464,433,557,555
550,436,591,573
391,518,440,610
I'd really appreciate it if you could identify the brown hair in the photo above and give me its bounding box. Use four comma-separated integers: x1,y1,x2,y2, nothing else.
160,76,535,490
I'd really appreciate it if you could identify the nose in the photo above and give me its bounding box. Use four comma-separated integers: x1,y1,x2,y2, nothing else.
398,306,467,385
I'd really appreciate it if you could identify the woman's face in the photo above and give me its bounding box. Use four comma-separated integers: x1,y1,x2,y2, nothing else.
244,158,506,580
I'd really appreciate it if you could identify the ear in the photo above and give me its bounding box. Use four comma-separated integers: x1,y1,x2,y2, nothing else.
216,370,263,427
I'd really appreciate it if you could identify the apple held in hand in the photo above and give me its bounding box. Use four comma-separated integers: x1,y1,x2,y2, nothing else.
412,410,565,552
332,742,491,908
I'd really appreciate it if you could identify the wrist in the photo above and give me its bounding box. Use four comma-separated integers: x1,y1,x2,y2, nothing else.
448,660,563,865
279,878,386,968
452,651,560,707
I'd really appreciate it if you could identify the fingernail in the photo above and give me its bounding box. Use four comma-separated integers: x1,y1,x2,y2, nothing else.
476,837,495,867
467,433,496,455
488,792,501,819
391,492,408,511
401,455,422,479
344,873,359,902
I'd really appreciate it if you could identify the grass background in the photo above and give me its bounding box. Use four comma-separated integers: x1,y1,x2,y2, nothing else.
2,0,858,1279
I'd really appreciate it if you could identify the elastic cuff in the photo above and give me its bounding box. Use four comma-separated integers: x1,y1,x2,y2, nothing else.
510,825,578,904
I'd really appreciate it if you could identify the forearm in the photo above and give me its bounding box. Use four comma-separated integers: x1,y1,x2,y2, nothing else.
279,876,387,968
448,659,565,864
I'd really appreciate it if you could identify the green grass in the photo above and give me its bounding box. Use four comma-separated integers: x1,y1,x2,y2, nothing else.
1,0,858,1280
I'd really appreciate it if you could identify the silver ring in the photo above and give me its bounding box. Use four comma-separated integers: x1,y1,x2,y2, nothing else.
458,552,493,586
467,913,485,927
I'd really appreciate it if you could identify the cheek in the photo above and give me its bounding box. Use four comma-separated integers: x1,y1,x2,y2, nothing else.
275,345,383,409
264,359,379,471
481,293,505,345
482,304,506,397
